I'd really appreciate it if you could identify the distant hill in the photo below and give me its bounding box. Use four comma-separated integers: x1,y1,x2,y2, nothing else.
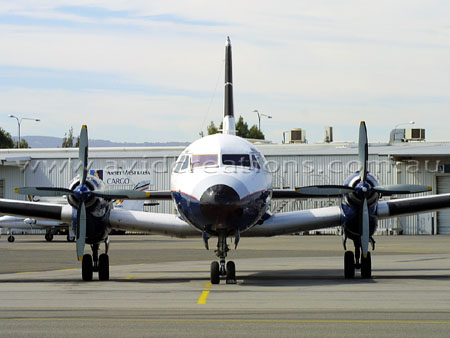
16,136,189,148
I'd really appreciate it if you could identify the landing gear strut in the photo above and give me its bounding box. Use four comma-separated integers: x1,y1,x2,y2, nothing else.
81,238,110,281
210,236,236,284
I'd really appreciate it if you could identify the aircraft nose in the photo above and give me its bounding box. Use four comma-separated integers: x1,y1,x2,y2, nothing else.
200,184,240,206
200,184,242,226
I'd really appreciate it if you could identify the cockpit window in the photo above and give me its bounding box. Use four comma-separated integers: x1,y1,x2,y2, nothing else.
251,155,260,169
191,154,218,168
174,155,190,173
254,152,268,170
222,154,251,167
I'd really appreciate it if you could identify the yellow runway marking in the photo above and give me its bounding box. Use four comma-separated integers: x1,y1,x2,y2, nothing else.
197,283,212,304
0,318,450,325
124,275,133,280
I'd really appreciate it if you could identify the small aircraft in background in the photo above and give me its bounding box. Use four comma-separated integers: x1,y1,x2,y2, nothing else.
0,215,73,242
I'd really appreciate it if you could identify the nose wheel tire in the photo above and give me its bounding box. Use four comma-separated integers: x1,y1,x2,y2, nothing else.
210,261,220,284
344,251,355,279
361,252,372,279
45,233,54,242
7,235,15,243
98,253,110,281
226,261,236,284
82,254,93,281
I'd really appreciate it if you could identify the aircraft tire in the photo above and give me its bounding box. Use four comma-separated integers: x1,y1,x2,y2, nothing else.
361,252,372,279
98,254,110,281
82,254,93,281
45,233,54,242
210,261,220,284
344,251,355,279
7,235,15,243
226,261,236,284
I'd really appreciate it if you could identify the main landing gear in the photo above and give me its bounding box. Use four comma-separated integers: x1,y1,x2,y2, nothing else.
82,238,110,281
343,240,374,279
210,236,236,284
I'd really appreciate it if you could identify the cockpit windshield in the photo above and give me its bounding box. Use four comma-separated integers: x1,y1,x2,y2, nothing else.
191,154,218,168
222,154,251,167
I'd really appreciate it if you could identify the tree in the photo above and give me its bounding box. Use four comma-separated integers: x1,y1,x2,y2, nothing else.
16,139,30,148
62,127,75,148
207,121,219,135
235,116,249,138
248,125,265,139
0,128,15,148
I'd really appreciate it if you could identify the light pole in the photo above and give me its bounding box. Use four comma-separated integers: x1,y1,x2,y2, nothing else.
253,109,272,131
8,115,40,148
394,120,415,131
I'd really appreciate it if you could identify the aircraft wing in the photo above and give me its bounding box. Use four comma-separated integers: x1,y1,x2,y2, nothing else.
0,198,73,222
377,193,450,219
0,215,67,230
108,209,200,238
243,206,343,237
272,186,353,199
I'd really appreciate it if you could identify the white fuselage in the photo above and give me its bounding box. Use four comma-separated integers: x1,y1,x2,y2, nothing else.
170,133,272,236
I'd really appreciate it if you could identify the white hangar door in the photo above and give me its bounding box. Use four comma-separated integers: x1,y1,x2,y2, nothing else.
437,176,450,234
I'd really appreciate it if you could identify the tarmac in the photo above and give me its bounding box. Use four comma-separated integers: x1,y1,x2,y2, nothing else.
0,234,450,337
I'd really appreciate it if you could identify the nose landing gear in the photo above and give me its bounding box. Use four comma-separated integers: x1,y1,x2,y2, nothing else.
81,238,110,281
343,240,373,279
210,236,236,284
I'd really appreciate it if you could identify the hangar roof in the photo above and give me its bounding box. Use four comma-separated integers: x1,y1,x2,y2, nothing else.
1,141,450,161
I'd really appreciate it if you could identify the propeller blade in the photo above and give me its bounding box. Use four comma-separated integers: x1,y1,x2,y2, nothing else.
359,121,368,182
92,190,152,200
15,187,73,197
78,125,88,185
76,203,87,261
373,184,432,195
295,185,355,196
361,198,370,257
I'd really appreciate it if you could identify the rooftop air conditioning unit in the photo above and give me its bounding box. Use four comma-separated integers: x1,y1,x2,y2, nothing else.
289,128,306,143
405,128,425,141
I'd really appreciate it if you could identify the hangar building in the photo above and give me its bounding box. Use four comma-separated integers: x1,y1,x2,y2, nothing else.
1,140,450,235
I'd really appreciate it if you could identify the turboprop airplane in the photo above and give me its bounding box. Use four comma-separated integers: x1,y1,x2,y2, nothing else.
1,37,450,284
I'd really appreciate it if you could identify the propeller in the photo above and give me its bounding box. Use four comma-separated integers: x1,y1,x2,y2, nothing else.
293,121,431,257
15,125,154,261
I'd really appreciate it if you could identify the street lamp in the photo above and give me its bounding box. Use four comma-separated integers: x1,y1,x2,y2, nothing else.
8,114,40,148
394,121,415,131
253,109,272,131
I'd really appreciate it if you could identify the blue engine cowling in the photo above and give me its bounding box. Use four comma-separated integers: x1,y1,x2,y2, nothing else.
341,173,379,242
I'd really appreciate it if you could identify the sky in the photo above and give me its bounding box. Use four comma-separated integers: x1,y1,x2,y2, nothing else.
0,0,449,144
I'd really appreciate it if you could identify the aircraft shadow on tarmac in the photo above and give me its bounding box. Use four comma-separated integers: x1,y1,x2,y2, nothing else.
0,268,448,285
